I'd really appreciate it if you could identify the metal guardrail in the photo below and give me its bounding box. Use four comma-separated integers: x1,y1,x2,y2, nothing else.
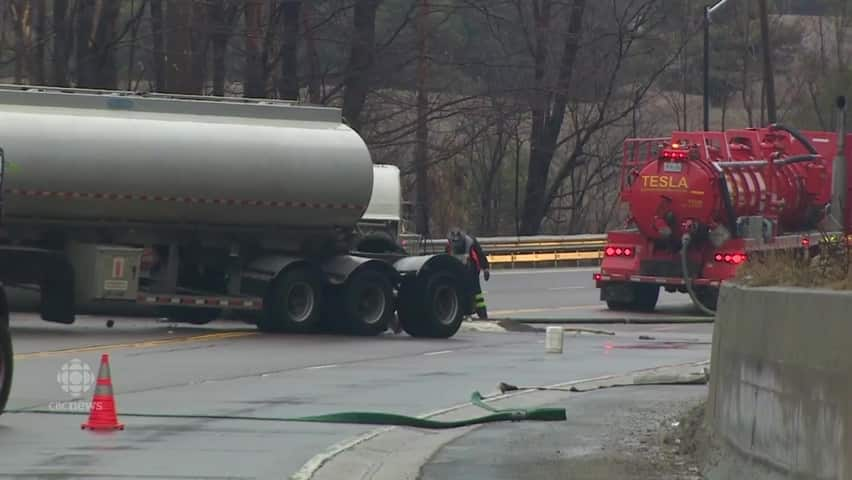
401,234,608,268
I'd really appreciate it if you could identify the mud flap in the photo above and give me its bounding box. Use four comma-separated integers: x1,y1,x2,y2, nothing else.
0,247,76,324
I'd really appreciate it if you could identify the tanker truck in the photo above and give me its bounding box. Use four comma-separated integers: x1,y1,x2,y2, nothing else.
594,125,852,313
0,84,472,337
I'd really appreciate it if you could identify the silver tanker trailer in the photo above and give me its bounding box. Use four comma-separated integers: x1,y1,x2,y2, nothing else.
0,84,471,338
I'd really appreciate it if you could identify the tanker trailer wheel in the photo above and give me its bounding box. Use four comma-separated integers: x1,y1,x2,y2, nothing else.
260,267,323,334
0,290,12,415
398,273,463,339
341,270,395,336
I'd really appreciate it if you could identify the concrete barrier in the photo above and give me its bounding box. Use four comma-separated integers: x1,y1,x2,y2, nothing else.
708,284,852,480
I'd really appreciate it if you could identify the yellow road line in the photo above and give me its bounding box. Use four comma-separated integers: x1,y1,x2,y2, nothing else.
489,305,601,316
14,331,256,360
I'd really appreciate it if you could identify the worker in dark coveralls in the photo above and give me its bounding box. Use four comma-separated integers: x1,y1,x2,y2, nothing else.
447,228,490,319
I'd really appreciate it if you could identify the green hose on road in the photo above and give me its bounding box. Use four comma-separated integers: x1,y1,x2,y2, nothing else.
4,391,566,429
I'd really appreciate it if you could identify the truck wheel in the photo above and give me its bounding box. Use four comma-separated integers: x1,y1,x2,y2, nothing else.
260,267,323,333
0,290,12,415
604,283,658,312
400,273,463,338
605,299,631,311
342,270,395,336
632,283,660,312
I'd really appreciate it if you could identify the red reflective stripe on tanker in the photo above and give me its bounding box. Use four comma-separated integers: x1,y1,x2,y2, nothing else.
3,189,364,211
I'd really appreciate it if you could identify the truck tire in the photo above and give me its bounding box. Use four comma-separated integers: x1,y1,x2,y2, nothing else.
259,267,323,333
0,289,12,415
605,283,659,312
632,283,660,312
399,273,463,338
342,270,395,336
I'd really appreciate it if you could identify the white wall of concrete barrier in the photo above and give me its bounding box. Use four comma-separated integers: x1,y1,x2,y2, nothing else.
708,284,852,479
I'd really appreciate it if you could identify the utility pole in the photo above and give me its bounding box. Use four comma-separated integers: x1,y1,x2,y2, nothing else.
758,0,777,124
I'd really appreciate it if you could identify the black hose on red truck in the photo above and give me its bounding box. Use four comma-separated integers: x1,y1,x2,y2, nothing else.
680,233,717,316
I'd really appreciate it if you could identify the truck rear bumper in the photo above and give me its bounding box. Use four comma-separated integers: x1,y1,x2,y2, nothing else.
594,272,722,288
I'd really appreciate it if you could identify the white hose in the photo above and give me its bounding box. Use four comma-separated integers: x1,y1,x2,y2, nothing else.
681,233,717,316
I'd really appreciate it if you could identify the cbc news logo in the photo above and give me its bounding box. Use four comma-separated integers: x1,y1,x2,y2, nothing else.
57,358,96,398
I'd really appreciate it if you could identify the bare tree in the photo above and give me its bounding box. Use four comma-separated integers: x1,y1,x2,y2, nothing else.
165,0,200,93
413,0,431,235
343,0,381,132
302,0,321,104
243,0,265,97
278,1,300,100
147,0,165,91
209,0,239,96
518,0,587,235
52,0,69,86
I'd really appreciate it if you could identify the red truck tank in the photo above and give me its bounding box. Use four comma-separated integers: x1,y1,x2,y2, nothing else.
595,125,852,313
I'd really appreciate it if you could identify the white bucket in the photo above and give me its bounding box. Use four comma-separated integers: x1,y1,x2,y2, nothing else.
545,326,564,354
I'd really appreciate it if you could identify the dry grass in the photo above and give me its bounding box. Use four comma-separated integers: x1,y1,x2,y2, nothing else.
735,235,852,290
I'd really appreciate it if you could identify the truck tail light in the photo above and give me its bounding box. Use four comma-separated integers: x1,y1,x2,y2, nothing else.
593,273,602,281
714,252,747,264
605,246,634,257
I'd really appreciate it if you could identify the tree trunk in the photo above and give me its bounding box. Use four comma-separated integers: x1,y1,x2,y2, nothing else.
279,1,301,101
243,0,265,97
91,0,121,89
414,0,430,235
11,0,30,83
302,1,321,104
479,111,506,235
342,0,381,132
75,0,96,87
30,0,45,84
52,0,68,86
740,0,753,127
520,0,586,235
757,0,776,124
126,0,144,90
190,0,209,94
209,0,233,96
149,0,166,91
165,0,197,94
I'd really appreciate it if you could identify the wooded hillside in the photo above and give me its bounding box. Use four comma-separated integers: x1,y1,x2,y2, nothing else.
1,0,849,236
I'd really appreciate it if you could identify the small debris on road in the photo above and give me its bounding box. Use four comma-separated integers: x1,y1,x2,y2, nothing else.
563,327,615,336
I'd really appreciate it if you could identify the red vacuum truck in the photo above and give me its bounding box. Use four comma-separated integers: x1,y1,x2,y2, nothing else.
595,121,852,314
0,84,474,338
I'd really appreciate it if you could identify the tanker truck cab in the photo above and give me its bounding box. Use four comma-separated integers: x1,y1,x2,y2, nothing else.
354,164,407,255
0,84,473,338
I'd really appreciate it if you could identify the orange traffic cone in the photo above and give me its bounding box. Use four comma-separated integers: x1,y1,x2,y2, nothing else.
81,353,124,431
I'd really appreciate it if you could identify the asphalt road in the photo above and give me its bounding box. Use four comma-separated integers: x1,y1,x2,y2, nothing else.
484,267,701,319
0,268,709,480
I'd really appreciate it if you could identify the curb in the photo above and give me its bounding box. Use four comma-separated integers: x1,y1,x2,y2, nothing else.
491,316,714,324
